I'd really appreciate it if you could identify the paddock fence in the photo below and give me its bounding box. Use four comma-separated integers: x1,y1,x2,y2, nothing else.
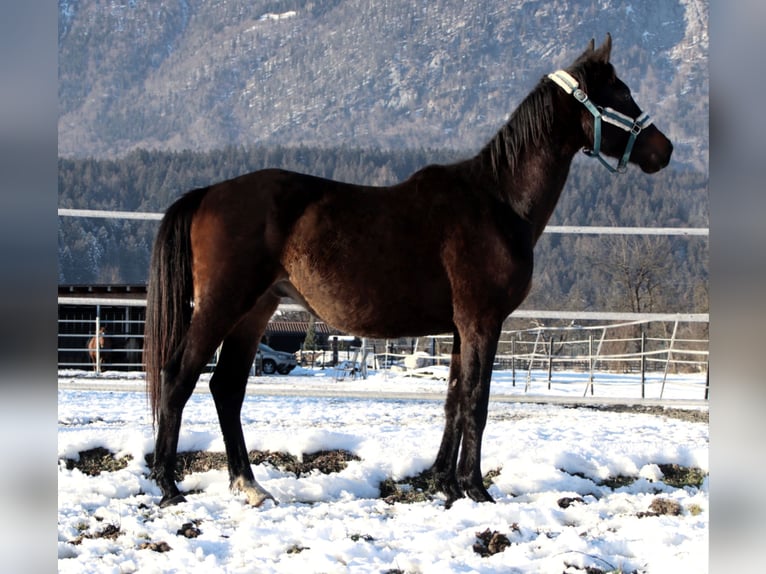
58,208,709,400
57,297,708,398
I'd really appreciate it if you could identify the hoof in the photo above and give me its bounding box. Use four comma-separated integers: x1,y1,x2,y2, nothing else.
232,476,277,507
431,468,464,509
245,490,278,508
444,494,463,510
464,483,495,504
159,493,187,508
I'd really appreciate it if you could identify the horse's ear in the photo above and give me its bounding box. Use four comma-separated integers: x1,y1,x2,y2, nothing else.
593,33,612,63
586,38,595,52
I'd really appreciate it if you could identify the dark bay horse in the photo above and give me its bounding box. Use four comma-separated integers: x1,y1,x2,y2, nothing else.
88,326,107,373
145,35,672,508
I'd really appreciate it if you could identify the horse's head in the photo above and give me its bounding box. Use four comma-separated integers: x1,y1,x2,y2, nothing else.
551,34,673,174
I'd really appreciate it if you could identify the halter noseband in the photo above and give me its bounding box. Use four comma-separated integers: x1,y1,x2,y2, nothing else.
547,69,653,173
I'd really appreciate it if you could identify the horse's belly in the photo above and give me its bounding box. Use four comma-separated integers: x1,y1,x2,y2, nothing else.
281,265,453,339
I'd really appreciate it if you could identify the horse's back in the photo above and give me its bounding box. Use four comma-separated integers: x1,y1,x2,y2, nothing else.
187,164,532,338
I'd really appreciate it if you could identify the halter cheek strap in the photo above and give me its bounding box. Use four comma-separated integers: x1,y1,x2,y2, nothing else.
547,69,653,173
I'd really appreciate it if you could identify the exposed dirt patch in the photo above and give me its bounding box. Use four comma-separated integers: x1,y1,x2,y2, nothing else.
378,469,439,504
143,448,361,481
251,449,361,477
70,523,121,545
378,467,503,504
63,447,361,481
64,447,132,476
177,520,202,538
637,496,683,518
138,541,172,553
588,404,708,424
557,496,585,509
473,528,514,556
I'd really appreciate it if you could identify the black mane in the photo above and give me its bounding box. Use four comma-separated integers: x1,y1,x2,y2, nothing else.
478,52,600,183
480,80,557,180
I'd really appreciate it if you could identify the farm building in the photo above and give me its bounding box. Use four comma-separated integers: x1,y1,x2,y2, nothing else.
57,284,340,370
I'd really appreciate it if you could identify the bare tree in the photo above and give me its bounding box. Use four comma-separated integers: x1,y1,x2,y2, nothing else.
594,235,673,314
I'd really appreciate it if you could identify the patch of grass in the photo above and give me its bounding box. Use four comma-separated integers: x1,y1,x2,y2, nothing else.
687,503,703,516
657,464,706,488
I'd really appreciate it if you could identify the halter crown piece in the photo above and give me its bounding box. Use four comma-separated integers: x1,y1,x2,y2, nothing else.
547,69,653,173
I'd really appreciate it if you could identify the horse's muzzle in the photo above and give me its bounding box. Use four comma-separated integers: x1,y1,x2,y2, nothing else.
638,130,673,173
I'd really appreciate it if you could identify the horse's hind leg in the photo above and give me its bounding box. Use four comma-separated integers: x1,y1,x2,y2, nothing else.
152,305,248,507
152,338,200,506
209,293,280,506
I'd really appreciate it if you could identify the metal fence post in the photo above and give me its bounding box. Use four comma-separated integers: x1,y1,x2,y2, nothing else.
640,331,646,399
511,337,516,387
547,336,554,389
704,361,709,400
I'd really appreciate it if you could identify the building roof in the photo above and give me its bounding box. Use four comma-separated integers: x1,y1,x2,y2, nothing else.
59,284,147,300
265,321,333,335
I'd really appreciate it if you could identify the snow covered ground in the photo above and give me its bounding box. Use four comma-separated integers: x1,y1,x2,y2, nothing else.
58,367,708,573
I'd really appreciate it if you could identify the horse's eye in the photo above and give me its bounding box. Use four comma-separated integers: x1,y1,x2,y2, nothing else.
618,89,632,104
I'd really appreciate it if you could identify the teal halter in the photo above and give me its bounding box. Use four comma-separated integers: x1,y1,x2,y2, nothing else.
547,69,653,173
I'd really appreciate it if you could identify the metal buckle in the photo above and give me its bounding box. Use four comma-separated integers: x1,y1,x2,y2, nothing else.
573,88,588,103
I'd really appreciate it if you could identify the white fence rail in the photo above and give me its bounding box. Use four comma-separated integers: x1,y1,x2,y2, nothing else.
58,298,708,400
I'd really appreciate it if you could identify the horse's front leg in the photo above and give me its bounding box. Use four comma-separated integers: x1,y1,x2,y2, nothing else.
432,332,464,506
456,328,501,504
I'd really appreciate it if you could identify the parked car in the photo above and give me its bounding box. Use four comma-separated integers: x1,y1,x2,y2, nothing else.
256,343,297,375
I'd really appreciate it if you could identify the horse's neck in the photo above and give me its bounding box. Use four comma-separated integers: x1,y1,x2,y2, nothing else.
505,147,576,242
481,103,585,242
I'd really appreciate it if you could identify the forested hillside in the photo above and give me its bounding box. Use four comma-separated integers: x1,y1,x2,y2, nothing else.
58,0,708,316
58,146,709,314
58,0,708,171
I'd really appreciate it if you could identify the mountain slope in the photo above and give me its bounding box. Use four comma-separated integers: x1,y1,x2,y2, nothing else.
58,0,708,170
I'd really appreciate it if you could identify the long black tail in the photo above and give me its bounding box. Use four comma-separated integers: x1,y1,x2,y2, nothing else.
144,187,208,426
